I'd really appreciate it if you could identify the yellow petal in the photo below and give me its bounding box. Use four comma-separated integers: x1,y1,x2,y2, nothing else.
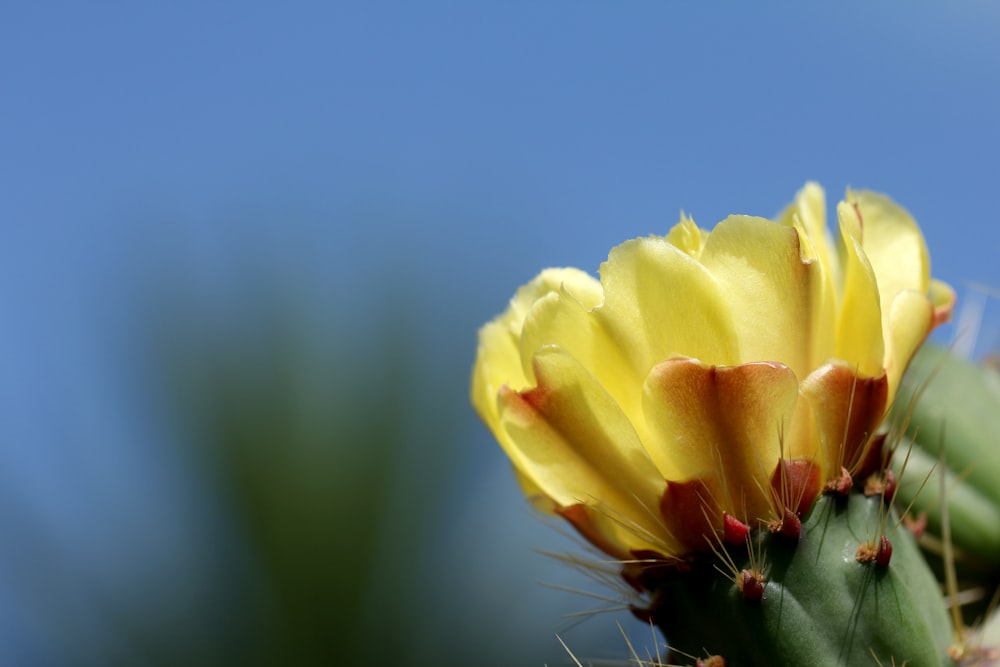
847,189,930,303
698,215,826,379
471,267,600,432
882,290,934,402
471,318,524,436
508,267,603,329
512,470,668,560
665,214,705,258
641,357,800,522
519,283,638,424
834,201,885,377
498,346,669,553
512,467,559,514
559,502,666,561
845,189,956,396
595,236,741,376
929,278,956,328
778,182,840,292
777,184,839,367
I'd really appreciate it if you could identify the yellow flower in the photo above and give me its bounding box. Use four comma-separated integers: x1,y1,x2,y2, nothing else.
471,183,954,563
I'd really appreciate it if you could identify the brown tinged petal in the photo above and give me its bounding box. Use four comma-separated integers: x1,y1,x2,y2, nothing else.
556,503,635,563
799,362,888,479
643,357,800,525
770,458,822,518
497,346,672,555
658,478,724,553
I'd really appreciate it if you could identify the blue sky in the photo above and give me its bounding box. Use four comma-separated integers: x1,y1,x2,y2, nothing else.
5,3,1000,311
2,2,1000,664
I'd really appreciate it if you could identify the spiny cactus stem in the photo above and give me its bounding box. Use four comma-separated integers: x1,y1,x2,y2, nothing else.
646,492,952,665
939,443,966,650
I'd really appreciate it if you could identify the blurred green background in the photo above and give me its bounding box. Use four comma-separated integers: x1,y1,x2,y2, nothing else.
3,3,999,666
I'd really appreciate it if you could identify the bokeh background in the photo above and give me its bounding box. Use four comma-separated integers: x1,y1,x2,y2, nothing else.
3,3,1000,666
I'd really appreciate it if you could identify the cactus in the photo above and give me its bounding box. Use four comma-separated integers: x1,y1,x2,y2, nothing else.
632,489,953,666
891,342,1000,567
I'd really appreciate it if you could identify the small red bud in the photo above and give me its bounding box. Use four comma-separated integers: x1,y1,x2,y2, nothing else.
876,535,893,568
779,507,801,540
739,569,764,603
723,512,750,546
882,470,897,503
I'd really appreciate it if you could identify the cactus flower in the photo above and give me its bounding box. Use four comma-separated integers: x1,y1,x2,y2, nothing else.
471,183,954,564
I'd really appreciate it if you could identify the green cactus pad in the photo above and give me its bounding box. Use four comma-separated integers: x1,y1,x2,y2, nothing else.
892,342,1000,564
652,493,952,666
